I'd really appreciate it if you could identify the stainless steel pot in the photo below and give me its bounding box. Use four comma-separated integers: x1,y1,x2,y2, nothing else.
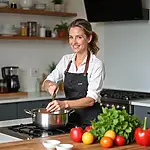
24,108,74,130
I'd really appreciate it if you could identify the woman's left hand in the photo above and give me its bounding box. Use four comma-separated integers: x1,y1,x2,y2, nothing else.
46,100,65,112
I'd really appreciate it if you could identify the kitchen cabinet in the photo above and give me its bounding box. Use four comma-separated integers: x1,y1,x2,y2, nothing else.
17,98,64,119
134,105,150,127
0,98,64,120
0,99,51,120
0,103,17,121
17,99,51,119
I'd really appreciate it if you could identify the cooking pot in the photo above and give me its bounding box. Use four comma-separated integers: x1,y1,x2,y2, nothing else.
24,108,75,130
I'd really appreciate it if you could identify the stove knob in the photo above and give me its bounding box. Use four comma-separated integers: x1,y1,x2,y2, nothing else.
116,105,120,109
122,106,126,109
106,104,109,107
112,104,115,107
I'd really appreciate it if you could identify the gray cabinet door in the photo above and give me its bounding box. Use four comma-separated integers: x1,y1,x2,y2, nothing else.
134,105,150,127
17,99,51,119
0,103,17,121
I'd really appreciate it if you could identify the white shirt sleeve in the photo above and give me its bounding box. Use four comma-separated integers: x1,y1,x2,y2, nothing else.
45,56,65,83
87,60,105,103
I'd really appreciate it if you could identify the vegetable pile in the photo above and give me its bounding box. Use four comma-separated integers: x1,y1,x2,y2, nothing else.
91,107,141,144
70,127,94,145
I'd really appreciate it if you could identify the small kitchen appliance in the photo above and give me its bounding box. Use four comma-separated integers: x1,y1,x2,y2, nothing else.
1,66,20,92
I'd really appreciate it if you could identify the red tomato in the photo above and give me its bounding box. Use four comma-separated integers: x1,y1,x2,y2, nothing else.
70,127,84,142
84,126,92,132
85,126,92,132
100,136,113,148
114,135,126,146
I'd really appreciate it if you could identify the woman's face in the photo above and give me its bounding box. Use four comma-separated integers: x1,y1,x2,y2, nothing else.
69,27,90,54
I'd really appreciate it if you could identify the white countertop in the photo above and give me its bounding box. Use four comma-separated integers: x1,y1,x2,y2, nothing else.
131,98,150,107
0,133,22,143
0,118,32,127
0,92,65,104
0,91,150,107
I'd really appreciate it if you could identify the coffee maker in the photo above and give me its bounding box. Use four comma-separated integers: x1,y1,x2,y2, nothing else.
1,66,20,92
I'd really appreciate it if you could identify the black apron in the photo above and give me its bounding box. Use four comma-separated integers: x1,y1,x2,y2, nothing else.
64,52,101,125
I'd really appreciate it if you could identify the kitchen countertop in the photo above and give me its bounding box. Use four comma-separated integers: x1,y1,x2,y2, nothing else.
0,133,149,150
0,92,65,104
0,91,150,107
0,118,32,127
131,98,150,107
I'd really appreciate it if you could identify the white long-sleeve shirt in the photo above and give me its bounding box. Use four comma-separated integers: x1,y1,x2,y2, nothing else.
45,52,105,103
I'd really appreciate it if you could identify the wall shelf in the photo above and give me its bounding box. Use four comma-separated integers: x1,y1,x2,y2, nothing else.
0,36,66,41
0,8,77,17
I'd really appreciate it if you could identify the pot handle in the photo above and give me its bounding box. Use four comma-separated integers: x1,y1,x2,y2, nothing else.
68,109,75,116
24,109,35,117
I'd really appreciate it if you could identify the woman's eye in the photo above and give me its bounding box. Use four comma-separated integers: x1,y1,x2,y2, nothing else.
78,36,82,39
69,36,73,39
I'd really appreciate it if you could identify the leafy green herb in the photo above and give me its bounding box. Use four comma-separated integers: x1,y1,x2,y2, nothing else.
90,107,141,144
47,61,57,73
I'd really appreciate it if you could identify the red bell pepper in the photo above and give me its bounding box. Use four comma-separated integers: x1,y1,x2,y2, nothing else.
134,117,150,146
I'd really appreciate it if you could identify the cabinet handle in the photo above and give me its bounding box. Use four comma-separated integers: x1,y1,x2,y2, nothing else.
147,112,150,114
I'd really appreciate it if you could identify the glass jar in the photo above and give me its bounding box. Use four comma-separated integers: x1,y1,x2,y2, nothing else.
20,22,28,36
0,79,8,93
27,22,37,36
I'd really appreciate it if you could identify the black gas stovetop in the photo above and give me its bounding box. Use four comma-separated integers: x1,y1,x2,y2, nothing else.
0,123,85,140
101,89,150,100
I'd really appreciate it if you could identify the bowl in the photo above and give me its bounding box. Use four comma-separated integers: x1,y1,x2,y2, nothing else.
43,140,61,150
56,144,73,150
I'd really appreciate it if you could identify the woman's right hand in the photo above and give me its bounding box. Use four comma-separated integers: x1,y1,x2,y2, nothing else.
47,82,57,96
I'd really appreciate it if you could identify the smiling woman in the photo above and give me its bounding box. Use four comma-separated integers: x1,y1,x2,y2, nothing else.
43,18,105,126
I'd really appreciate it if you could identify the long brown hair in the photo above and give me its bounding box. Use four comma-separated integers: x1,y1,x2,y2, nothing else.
68,18,99,55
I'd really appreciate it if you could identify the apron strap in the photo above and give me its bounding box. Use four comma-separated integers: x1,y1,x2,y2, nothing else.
65,60,72,73
84,51,90,76
65,51,90,75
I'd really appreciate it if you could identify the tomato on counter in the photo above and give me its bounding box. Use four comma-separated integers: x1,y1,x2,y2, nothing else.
84,126,92,132
104,130,116,140
100,136,113,148
114,135,126,146
70,127,84,142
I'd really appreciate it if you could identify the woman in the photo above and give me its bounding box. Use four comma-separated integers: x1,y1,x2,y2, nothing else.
43,18,105,125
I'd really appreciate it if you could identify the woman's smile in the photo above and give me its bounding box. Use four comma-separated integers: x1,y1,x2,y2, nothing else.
72,44,80,50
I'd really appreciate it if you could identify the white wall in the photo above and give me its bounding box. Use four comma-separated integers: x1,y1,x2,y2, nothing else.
0,0,104,92
103,1,150,92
